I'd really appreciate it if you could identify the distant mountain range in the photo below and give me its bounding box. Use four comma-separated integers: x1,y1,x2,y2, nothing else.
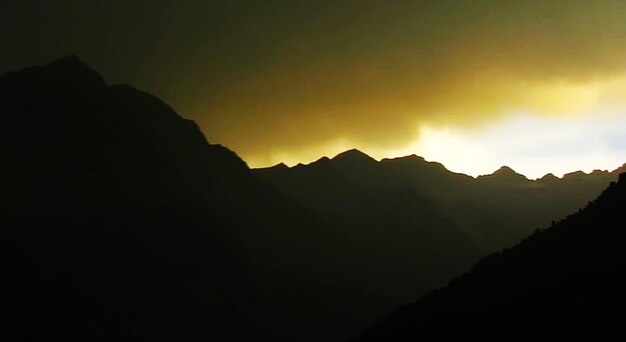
2,56,624,342
256,149,481,306
256,150,624,254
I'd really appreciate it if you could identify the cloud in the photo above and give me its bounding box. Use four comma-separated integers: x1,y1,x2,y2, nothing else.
4,1,626,171
180,1,626,168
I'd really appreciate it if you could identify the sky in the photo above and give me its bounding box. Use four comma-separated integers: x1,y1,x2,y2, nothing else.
3,0,626,178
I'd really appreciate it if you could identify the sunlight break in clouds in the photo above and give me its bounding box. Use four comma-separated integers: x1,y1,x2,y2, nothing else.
404,110,626,179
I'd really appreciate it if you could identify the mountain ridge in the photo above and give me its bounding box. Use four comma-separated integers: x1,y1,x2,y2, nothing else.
256,148,624,254
257,150,625,181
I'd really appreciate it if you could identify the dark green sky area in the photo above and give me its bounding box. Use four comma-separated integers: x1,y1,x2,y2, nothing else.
3,1,626,168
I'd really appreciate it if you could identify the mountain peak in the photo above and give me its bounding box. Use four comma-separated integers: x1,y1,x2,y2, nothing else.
48,54,85,67
538,173,559,182
0,54,106,94
478,166,528,182
493,166,517,175
265,162,289,171
332,149,376,164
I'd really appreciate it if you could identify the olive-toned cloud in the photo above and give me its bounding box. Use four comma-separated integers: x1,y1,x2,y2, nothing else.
186,0,626,166
4,1,626,168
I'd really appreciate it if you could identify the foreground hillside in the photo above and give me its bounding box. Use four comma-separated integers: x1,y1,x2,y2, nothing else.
0,56,382,341
356,173,626,341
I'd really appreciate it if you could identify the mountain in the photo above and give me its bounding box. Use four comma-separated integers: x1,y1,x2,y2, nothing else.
355,174,626,341
258,152,623,254
255,151,624,333
0,55,261,341
0,56,389,341
255,150,481,306
385,156,623,252
4,56,623,342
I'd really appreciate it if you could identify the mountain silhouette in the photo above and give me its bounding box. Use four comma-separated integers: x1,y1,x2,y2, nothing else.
3,56,624,342
332,148,378,165
258,153,622,255
255,151,481,306
381,156,620,251
478,165,529,183
256,151,624,338
355,173,626,341
2,56,460,342
538,172,560,183
0,55,287,341
0,56,385,342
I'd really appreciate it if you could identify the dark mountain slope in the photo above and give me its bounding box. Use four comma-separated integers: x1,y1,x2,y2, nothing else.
0,56,384,342
0,55,260,341
255,151,481,304
356,174,626,341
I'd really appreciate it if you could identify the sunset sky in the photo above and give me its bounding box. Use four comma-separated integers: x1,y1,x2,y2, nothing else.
4,1,626,178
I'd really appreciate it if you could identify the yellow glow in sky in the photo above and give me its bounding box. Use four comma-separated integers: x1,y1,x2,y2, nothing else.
246,74,626,178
